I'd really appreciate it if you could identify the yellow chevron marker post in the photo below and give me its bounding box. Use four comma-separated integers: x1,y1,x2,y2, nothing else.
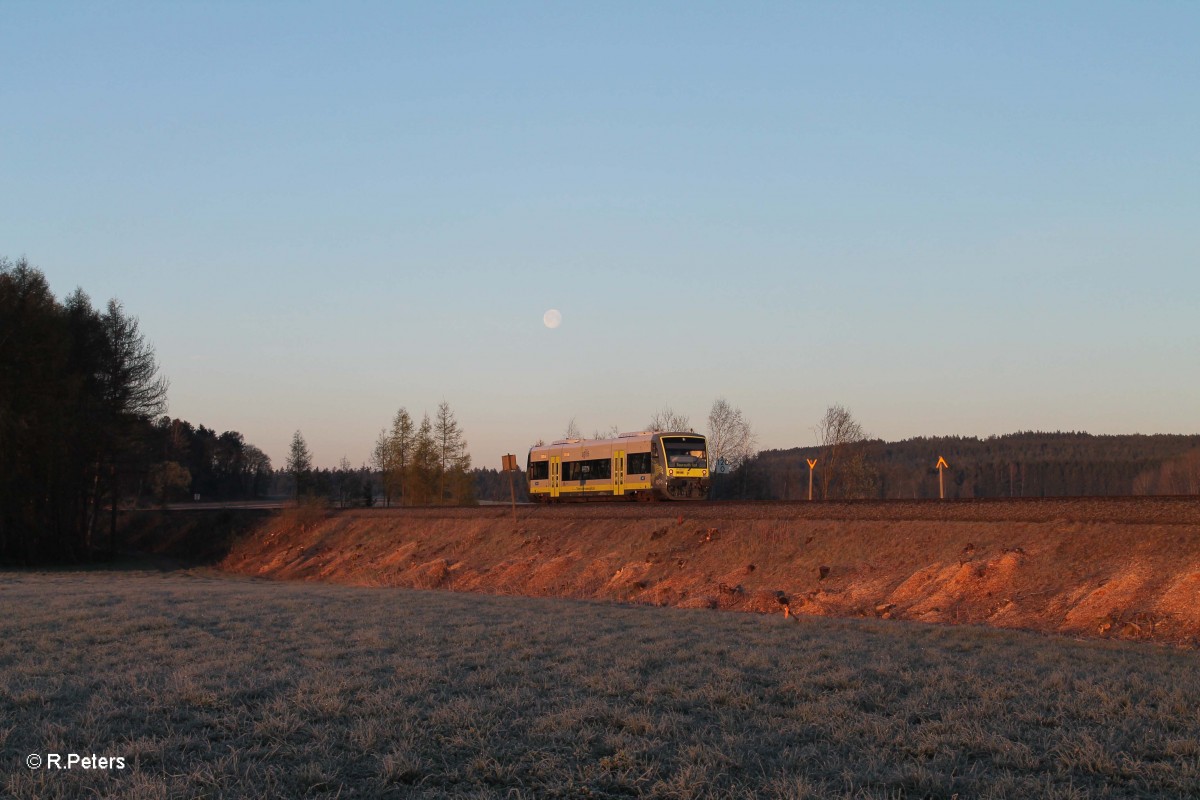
936,456,949,500
806,459,818,501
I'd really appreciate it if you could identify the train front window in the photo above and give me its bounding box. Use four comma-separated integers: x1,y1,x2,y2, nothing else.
662,437,707,469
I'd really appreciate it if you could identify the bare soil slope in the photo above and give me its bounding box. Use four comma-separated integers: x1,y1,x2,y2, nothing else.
212,497,1200,645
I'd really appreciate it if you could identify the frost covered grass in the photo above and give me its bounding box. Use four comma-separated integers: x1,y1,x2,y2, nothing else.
2,566,1199,798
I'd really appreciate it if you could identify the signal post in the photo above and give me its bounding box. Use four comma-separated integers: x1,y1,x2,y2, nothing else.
502,454,519,525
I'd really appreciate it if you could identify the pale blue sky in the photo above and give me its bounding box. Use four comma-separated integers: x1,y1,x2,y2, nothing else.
3,2,1197,468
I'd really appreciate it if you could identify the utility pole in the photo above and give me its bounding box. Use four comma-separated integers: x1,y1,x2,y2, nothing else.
806,459,817,501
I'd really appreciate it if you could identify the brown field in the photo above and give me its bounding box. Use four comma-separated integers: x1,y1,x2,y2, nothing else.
130,496,1200,646
4,567,1200,799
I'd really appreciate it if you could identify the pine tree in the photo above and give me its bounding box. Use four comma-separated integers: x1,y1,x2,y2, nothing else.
287,430,313,498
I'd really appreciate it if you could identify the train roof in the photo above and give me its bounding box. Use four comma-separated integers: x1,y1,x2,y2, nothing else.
528,430,704,453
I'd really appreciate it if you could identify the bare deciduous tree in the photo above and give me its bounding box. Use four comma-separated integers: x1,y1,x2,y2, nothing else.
707,398,756,473
335,456,353,507
371,429,392,505
814,405,876,499
564,417,582,440
647,407,690,433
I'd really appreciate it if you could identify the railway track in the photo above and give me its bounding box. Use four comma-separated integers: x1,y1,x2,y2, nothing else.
301,494,1200,526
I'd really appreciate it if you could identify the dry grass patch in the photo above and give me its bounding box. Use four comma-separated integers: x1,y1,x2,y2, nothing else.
2,566,1199,798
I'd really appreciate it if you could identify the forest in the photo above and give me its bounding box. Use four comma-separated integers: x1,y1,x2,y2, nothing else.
718,432,1200,501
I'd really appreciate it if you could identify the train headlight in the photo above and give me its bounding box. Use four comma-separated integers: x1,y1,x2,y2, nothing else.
668,469,674,476
703,470,708,477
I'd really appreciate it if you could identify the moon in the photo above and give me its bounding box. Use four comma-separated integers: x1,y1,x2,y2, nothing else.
543,309,562,329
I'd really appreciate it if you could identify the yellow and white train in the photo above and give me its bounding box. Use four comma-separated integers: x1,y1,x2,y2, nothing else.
527,431,710,501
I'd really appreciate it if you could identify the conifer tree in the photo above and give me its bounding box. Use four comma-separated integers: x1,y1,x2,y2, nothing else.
434,401,468,503
287,430,313,498
388,407,415,505
409,413,438,505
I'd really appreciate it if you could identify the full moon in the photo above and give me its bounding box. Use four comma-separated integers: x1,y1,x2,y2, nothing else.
543,309,562,329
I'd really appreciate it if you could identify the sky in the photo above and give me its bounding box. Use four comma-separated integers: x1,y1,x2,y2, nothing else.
3,2,1197,469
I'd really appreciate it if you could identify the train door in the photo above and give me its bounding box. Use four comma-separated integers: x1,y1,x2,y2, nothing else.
613,451,625,496
550,455,561,499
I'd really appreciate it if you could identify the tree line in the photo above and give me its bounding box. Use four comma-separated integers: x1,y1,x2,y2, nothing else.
731,415,1200,501
143,416,273,503
2,258,169,562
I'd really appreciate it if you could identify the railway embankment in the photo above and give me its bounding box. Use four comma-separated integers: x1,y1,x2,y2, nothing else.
128,498,1200,645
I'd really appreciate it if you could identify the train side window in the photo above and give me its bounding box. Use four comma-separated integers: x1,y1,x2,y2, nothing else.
528,461,549,480
564,459,609,480
627,452,651,474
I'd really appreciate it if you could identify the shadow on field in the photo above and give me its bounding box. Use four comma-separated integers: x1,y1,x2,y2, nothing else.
119,508,273,566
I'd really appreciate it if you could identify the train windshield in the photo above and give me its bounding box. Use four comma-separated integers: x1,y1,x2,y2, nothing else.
662,436,707,469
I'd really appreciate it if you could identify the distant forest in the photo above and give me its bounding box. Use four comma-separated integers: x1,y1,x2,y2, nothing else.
30,422,1200,511
717,432,1200,501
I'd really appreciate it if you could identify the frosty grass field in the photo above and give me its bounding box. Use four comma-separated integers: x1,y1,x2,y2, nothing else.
3,566,1199,799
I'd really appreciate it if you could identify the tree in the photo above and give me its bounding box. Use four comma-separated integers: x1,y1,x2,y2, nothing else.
814,405,876,499
372,429,393,505
1,259,75,561
1,258,168,562
334,456,354,507
372,407,417,506
387,407,415,505
408,414,438,505
564,417,582,440
647,407,690,433
434,401,472,504
97,299,169,423
77,295,169,549
287,430,313,498
450,445,474,504
148,461,191,505
706,398,756,473
241,444,272,497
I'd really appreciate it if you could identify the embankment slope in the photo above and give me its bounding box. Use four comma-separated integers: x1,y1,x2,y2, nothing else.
203,498,1200,645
